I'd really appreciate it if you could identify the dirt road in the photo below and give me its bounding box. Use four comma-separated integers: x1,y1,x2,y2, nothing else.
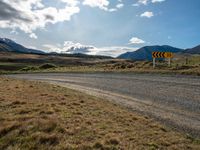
7,73,200,137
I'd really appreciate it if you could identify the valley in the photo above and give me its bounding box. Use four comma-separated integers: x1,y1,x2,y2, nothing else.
0,38,200,75
1,0,200,149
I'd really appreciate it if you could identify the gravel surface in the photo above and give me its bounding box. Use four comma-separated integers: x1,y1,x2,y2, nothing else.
7,73,200,137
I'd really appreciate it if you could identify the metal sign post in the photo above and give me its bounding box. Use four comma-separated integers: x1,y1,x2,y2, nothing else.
153,58,156,69
168,58,171,67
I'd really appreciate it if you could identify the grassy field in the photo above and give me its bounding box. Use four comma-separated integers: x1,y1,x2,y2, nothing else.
0,52,200,75
0,77,200,149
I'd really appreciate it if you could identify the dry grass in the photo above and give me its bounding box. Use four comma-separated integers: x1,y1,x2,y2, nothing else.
1,52,200,76
0,78,199,149
44,61,200,76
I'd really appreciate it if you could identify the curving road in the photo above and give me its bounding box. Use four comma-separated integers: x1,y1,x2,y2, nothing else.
7,73,200,137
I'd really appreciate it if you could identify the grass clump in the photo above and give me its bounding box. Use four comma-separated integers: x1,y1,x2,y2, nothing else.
105,138,120,145
19,63,57,72
37,134,59,145
39,63,57,69
0,123,20,138
20,66,38,71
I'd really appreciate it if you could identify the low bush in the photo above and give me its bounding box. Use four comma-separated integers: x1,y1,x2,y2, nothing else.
20,66,38,71
39,63,57,69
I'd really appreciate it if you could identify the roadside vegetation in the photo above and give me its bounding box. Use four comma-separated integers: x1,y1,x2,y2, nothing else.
0,78,199,149
0,52,200,75
20,63,57,71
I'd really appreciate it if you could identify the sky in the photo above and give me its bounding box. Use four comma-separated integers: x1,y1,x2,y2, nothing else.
0,0,200,57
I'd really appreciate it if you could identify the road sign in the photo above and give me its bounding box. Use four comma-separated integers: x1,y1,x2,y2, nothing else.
152,52,173,58
152,52,173,68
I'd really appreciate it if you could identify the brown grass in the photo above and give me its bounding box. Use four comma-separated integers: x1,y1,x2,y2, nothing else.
1,52,200,76
0,77,199,149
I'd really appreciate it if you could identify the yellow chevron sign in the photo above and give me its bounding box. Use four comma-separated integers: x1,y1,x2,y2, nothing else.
152,52,173,58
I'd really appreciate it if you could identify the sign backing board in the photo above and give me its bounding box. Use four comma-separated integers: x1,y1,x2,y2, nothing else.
152,52,173,58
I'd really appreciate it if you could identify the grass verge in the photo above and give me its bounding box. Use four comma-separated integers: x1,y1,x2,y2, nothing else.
0,77,200,149
1,61,200,76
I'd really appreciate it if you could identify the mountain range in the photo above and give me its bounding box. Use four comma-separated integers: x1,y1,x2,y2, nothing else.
0,38,199,60
118,45,183,60
118,45,200,60
0,38,44,54
183,45,200,54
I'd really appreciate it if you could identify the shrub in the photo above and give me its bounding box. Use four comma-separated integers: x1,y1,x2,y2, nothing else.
20,66,38,71
39,63,57,69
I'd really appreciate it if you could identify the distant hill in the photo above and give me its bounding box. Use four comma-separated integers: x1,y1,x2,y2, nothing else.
183,45,200,54
0,38,45,54
54,53,113,59
118,45,183,60
1,37,199,59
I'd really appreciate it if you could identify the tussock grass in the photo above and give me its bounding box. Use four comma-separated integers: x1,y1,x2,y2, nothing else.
0,78,199,149
39,63,57,69
0,51,200,75
19,63,57,72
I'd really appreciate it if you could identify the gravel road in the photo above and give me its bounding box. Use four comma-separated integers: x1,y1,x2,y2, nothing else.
7,73,200,137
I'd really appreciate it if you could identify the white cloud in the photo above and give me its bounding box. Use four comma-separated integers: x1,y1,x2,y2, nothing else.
133,0,165,6
43,41,96,54
43,44,63,53
139,0,149,5
132,0,148,7
140,11,154,18
43,41,138,57
116,3,124,9
29,33,38,39
108,8,117,12
82,0,124,12
152,0,165,3
0,0,126,39
94,46,138,57
27,46,37,49
132,3,140,7
61,0,80,6
83,0,109,11
0,0,80,38
129,37,145,44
